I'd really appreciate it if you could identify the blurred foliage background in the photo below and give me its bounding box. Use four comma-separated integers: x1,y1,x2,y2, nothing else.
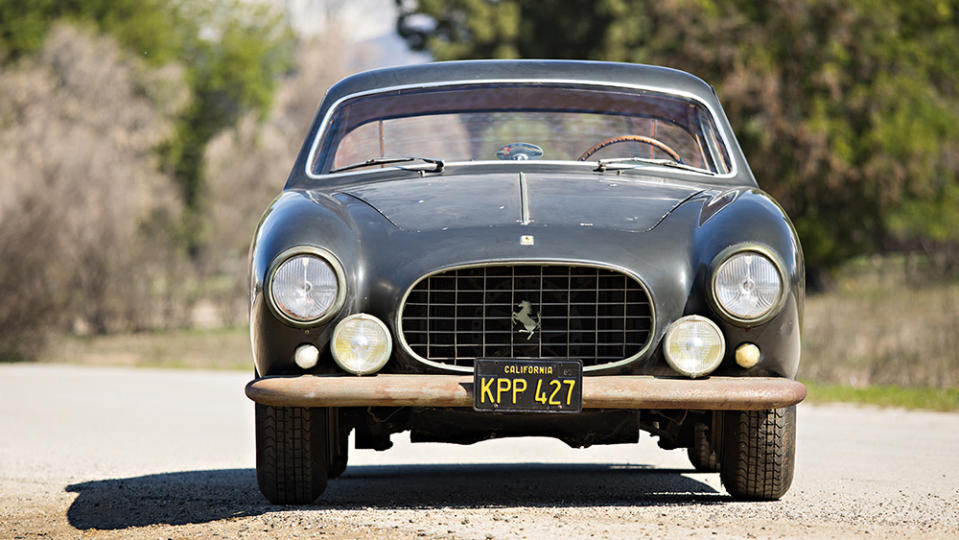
0,0,348,358
0,0,955,400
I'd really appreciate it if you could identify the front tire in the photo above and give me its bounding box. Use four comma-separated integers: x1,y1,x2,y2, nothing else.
720,406,796,500
255,404,329,504
328,412,349,479
328,442,348,479
687,421,720,472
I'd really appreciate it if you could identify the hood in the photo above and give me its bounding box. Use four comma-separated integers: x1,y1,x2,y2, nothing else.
337,172,704,233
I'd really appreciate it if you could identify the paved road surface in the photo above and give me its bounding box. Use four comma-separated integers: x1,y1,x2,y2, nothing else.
1,364,957,539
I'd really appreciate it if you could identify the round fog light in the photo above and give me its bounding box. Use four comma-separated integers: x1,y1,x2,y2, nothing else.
664,315,725,378
331,314,392,375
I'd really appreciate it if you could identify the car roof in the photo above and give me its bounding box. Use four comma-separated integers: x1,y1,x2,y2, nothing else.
321,59,720,110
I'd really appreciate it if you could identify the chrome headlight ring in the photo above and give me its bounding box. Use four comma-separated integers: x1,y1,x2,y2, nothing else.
266,246,347,327
709,244,787,327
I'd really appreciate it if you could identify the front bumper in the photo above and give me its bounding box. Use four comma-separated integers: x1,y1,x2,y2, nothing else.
246,375,806,410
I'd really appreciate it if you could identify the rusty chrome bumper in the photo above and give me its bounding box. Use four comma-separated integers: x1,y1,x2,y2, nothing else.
245,375,806,410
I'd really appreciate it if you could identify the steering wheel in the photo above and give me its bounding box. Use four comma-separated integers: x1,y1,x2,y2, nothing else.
578,135,683,162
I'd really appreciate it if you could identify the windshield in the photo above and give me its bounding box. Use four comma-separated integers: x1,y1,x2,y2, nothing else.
311,83,731,175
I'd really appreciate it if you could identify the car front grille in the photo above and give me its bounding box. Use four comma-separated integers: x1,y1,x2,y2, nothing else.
399,264,653,371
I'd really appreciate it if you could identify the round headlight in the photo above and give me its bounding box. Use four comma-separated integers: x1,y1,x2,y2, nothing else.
664,315,725,378
331,314,392,375
269,251,342,324
712,250,783,323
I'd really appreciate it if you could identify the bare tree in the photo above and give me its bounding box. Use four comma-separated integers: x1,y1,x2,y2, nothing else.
204,32,348,324
0,24,188,356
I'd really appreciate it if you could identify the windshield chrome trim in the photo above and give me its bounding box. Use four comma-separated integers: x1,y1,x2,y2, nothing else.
304,79,740,180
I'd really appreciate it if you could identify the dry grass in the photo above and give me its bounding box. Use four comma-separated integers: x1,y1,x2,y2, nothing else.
38,327,251,371
802,257,959,389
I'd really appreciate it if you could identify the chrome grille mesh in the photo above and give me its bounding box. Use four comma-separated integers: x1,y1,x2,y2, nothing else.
400,265,653,369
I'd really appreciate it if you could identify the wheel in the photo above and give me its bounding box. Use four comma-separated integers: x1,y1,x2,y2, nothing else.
720,406,796,500
327,412,349,479
255,404,329,504
687,421,720,472
328,442,348,479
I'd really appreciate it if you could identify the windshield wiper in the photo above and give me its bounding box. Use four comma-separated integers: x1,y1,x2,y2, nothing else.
595,156,715,176
329,156,444,174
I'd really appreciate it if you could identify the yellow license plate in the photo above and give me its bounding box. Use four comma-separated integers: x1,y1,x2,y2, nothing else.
473,359,583,413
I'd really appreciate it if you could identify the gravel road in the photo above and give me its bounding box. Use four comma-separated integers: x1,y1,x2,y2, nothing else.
1,364,957,539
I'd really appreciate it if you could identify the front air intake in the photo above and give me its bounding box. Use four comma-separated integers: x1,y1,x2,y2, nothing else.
399,264,653,371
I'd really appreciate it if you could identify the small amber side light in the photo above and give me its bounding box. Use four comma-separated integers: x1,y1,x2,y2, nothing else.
735,343,760,369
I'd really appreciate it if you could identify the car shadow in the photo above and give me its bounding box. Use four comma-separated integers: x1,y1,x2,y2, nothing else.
65,463,725,530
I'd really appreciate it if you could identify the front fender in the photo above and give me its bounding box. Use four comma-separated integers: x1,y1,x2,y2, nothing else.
686,188,804,379
249,190,380,375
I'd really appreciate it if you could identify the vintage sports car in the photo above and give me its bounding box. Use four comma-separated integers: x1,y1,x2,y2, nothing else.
245,60,806,504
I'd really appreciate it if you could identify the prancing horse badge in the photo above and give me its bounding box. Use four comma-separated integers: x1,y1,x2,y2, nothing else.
511,300,541,340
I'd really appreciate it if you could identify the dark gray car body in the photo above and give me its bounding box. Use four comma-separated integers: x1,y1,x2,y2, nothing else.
249,60,803,385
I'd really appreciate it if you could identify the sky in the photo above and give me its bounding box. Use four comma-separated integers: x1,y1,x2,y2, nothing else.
280,0,430,67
